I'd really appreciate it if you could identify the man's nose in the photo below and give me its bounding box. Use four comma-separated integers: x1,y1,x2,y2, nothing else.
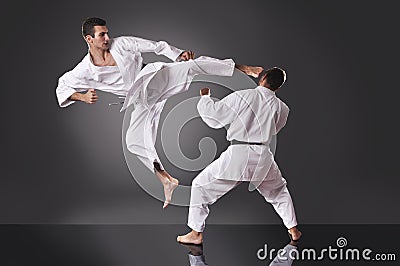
105,34,110,41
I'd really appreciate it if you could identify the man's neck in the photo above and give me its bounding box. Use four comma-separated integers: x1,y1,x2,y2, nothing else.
89,47,115,67
258,84,277,94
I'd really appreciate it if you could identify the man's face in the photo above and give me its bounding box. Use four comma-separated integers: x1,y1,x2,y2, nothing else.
86,25,110,50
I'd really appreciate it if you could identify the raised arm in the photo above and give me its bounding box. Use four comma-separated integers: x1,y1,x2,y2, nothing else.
196,88,239,129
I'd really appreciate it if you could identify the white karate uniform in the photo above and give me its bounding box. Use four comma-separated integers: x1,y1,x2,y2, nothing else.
55,36,184,107
55,36,235,172
124,56,235,170
187,86,298,232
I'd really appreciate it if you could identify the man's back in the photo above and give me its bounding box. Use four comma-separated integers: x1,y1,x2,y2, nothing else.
197,86,289,144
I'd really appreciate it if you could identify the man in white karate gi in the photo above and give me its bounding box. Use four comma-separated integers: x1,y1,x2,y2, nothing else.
55,17,263,208
177,67,302,244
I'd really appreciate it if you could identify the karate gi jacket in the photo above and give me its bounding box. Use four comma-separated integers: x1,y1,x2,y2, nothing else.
197,86,290,187
55,36,183,108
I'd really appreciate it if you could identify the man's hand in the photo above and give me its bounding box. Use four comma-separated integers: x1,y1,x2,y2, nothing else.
178,50,195,61
200,87,210,96
69,89,98,104
82,89,98,104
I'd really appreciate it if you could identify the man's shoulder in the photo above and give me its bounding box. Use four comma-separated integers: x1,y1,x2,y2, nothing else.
232,87,259,100
110,36,127,46
73,54,91,70
233,87,256,96
60,54,91,79
112,36,130,42
110,36,141,51
280,99,290,112
222,88,257,107
111,36,142,44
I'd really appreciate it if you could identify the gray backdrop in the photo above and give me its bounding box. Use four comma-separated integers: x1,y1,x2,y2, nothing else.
1,0,399,224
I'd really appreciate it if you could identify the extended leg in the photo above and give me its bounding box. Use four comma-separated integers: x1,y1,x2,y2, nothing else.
146,56,263,105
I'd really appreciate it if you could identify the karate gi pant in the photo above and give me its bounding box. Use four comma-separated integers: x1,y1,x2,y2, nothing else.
125,56,235,171
187,145,298,232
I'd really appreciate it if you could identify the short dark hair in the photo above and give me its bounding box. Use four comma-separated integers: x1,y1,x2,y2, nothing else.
82,17,106,38
263,67,286,90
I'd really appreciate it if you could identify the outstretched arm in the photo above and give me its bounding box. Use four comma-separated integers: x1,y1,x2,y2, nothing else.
120,36,189,62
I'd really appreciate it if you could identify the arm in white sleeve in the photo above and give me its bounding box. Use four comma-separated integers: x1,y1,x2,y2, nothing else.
56,72,85,107
197,94,239,129
121,36,184,61
55,62,90,108
275,101,290,134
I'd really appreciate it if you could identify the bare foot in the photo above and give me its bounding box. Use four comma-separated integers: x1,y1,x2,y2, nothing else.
169,176,179,185
247,66,264,78
162,179,178,209
288,227,302,242
177,231,203,245
154,161,179,184
153,162,179,208
236,64,264,78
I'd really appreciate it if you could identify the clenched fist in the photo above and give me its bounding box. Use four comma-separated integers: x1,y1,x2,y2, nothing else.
200,87,210,96
178,50,195,61
83,89,98,104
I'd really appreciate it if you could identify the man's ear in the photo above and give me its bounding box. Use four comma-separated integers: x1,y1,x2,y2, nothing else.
261,73,267,82
84,35,92,44
259,73,267,86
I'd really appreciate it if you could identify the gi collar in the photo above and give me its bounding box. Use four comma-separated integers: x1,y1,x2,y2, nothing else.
256,85,276,96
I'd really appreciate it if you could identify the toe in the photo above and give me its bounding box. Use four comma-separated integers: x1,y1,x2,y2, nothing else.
163,202,168,209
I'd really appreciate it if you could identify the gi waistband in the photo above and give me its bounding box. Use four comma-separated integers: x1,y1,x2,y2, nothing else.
230,140,264,145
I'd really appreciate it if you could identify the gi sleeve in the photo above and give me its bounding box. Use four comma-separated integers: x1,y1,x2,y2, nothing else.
56,72,80,107
120,36,184,61
197,93,239,129
55,62,89,108
275,101,290,134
